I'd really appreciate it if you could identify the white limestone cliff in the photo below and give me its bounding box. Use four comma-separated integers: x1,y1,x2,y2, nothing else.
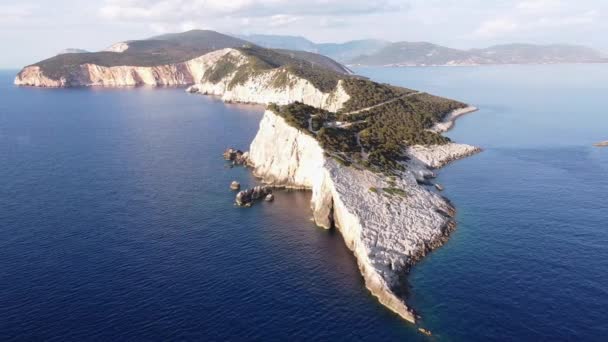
14,48,350,111
248,109,479,323
188,69,350,112
14,49,239,88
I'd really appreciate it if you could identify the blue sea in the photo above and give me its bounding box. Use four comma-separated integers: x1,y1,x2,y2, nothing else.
1,65,607,341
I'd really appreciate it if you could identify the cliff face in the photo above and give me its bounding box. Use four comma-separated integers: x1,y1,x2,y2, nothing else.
15,48,350,112
248,110,475,323
189,71,349,112
14,49,237,88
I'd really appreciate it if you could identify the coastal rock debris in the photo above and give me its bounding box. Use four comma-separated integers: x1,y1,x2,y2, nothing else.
230,181,241,190
235,186,273,207
223,147,248,165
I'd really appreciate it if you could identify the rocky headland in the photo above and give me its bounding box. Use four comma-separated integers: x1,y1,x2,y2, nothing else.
15,30,481,325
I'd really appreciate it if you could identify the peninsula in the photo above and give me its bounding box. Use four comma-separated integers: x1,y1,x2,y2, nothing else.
15,30,480,324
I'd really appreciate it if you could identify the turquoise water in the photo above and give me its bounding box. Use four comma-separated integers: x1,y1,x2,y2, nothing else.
355,65,608,341
1,65,607,341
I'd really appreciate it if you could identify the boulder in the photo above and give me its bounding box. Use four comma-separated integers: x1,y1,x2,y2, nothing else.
223,148,248,165
230,181,241,190
235,186,272,207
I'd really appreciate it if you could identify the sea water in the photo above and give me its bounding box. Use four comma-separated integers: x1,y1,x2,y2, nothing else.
1,65,607,341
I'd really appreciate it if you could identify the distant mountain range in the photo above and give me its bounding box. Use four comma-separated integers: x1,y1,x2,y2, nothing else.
235,34,607,66
237,34,390,64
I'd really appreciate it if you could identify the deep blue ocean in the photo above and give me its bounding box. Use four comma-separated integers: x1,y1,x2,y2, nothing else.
1,65,607,341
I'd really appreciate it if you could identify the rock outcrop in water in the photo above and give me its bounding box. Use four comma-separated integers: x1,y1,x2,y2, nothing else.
224,147,249,165
235,186,273,207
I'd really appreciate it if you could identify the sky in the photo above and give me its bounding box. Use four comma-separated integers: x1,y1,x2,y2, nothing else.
1,0,607,68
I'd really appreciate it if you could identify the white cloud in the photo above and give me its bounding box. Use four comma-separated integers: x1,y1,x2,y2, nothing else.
99,0,405,21
268,14,299,27
0,4,38,25
475,18,519,38
516,0,562,12
97,0,408,39
472,0,599,39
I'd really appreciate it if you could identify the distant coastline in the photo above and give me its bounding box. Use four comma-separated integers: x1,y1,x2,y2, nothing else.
594,141,608,147
348,61,608,68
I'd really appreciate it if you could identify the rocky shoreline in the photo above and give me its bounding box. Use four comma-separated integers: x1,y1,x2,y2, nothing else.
431,106,478,133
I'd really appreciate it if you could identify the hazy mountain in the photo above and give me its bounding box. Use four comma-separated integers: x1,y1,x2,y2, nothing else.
232,34,389,63
316,40,391,63
233,33,606,66
272,49,353,74
349,42,486,66
471,44,606,64
349,42,606,66
236,34,318,52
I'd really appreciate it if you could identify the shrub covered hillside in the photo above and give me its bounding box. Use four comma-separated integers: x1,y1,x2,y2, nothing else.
339,78,417,113
29,30,350,83
201,46,343,93
268,84,467,173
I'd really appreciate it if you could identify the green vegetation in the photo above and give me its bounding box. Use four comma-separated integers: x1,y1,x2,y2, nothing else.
267,102,331,134
203,57,238,83
269,88,467,174
270,69,291,89
369,187,378,193
339,78,415,113
206,46,344,92
317,127,359,153
332,155,352,167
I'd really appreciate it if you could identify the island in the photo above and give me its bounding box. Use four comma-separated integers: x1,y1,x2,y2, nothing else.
594,141,608,147
15,30,481,324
